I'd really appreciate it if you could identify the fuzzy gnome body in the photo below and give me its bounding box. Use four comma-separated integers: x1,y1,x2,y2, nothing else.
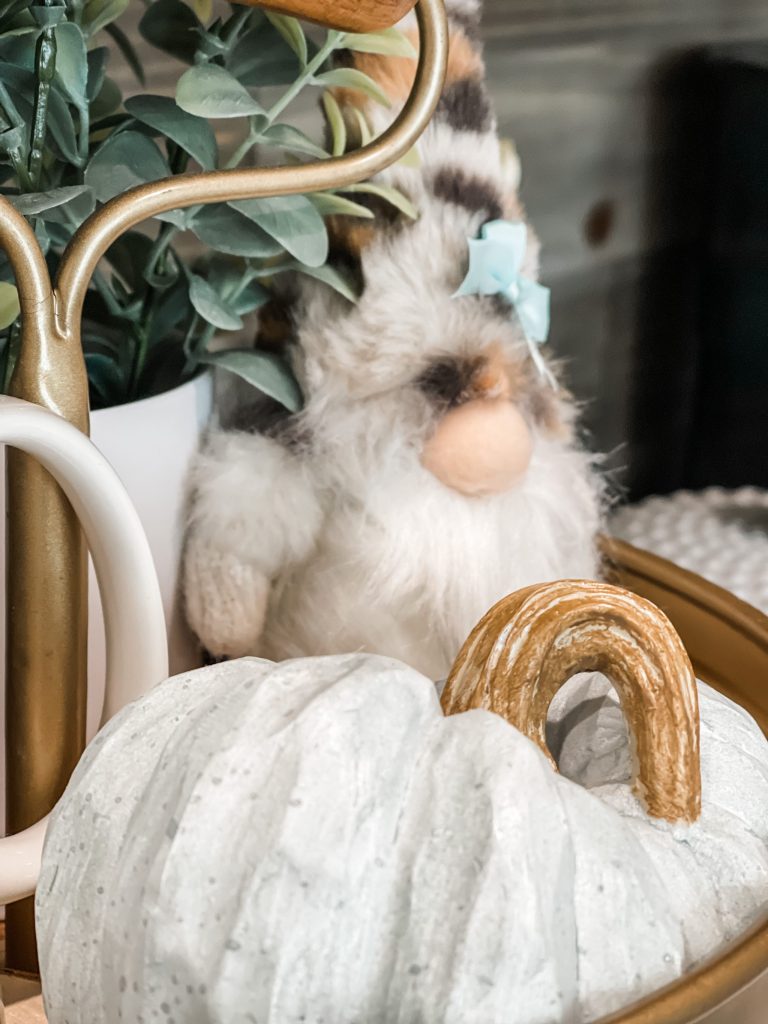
184,0,602,679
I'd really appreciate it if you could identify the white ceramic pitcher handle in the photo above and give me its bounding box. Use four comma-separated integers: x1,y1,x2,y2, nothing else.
0,396,169,904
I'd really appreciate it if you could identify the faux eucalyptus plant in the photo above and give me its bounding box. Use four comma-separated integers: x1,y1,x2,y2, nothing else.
0,0,415,409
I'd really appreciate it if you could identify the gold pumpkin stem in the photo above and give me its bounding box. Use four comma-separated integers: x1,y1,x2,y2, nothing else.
442,580,701,824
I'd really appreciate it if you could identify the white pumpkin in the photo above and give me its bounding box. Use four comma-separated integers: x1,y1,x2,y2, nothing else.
36,583,768,1024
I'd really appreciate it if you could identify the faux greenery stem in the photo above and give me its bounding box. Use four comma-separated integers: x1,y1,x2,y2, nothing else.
0,84,33,191
225,31,343,172
225,117,259,170
29,25,57,188
266,30,343,124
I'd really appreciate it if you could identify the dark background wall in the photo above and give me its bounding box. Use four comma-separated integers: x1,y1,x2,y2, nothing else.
123,0,768,497
479,0,768,497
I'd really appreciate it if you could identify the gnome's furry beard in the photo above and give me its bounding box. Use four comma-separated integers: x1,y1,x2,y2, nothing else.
260,428,601,678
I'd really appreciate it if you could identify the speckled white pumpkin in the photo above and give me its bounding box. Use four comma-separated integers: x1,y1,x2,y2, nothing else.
37,653,768,1024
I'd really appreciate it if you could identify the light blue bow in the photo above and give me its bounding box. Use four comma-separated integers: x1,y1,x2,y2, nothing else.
453,219,554,386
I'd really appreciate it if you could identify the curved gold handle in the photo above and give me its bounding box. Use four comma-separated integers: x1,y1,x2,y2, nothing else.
442,580,701,823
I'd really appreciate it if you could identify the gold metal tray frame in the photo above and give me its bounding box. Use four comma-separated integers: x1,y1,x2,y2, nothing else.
0,0,448,970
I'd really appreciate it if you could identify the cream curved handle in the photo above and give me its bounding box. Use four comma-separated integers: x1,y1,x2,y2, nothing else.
0,396,168,904
442,579,701,823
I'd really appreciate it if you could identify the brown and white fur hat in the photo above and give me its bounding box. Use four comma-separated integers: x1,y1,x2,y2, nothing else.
183,0,603,679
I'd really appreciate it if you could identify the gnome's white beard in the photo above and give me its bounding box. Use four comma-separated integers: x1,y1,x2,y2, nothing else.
261,435,601,680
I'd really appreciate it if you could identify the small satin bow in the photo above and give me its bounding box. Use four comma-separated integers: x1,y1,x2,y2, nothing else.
453,219,554,386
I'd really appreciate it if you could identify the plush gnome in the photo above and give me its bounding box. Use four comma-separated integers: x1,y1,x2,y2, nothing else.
183,0,602,679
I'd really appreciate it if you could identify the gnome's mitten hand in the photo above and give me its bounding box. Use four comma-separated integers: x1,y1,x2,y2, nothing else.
184,540,270,659
183,428,323,659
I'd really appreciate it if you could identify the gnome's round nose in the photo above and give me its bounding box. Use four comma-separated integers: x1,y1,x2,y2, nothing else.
420,351,533,497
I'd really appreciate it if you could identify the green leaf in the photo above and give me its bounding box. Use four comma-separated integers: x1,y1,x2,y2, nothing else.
341,182,418,219
0,29,36,72
176,64,264,119
139,0,201,64
90,75,122,122
7,184,92,216
86,45,108,102
146,276,192,345
229,195,328,268
125,95,217,170
190,204,284,259
309,192,375,219
86,130,186,226
106,231,154,292
342,28,417,58
200,348,302,412
230,278,269,315
31,4,66,28
42,187,96,225
227,19,301,88
322,91,346,158
82,0,128,38
104,22,145,86
314,68,391,108
53,22,88,107
293,261,359,302
255,122,327,160
352,107,373,147
0,64,79,165
264,11,307,66
43,83,81,165
86,350,125,406
0,281,19,330
188,273,243,331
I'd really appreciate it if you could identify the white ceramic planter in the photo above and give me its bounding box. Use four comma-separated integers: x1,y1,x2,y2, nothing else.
0,371,212,827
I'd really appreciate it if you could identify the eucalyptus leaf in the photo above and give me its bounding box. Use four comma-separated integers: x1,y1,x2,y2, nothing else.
90,75,122,122
342,28,417,58
85,350,125,406
230,278,268,315
309,192,375,219
322,91,346,158
341,182,418,219
125,95,217,170
147,276,192,344
264,11,307,66
227,20,301,87
0,66,79,164
200,348,302,412
7,184,91,216
190,205,284,259
293,261,359,302
86,46,108,102
106,231,154,293
176,64,264,119
230,195,328,267
0,0,31,33
351,107,373,147
314,68,391,108
0,29,37,72
41,82,81,165
139,0,200,64
53,22,88,107
0,281,19,330
188,273,243,331
256,123,327,160
82,0,128,38
86,130,187,226
0,124,26,157
31,5,66,28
